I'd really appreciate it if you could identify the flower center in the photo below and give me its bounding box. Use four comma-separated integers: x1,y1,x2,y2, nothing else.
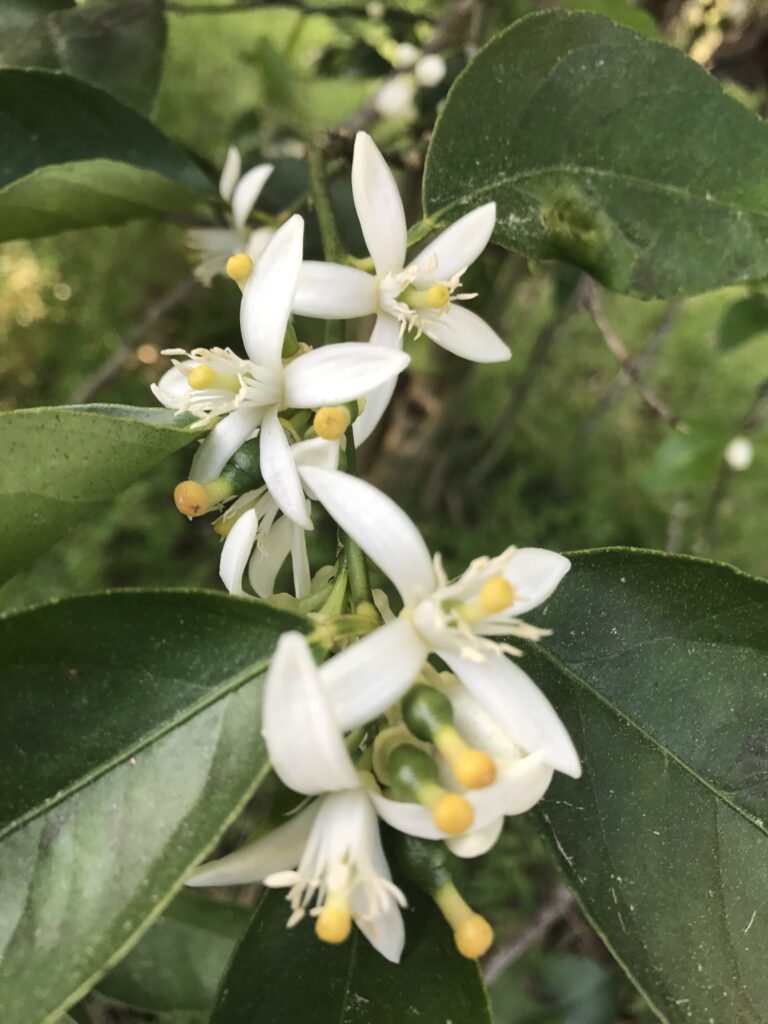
314,890,353,945
187,365,241,392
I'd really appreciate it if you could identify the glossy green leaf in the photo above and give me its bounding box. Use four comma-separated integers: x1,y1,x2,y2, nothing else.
424,11,768,298
211,888,492,1024
0,404,202,584
718,293,768,351
99,891,249,1012
0,1,166,113
525,549,768,1023
0,68,213,241
0,590,302,1023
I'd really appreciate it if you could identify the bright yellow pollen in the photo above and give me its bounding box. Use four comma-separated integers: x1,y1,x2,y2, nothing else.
479,576,515,615
187,365,217,390
454,914,494,959
314,406,351,441
173,480,209,518
452,749,497,789
425,283,451,308
226,252,254,287
432,793,474,835
315,906,352,945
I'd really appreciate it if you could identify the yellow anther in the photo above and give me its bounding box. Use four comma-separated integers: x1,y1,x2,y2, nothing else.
314,405,351,441
315,905,352,945
187,365,217,390
454,914,494,959
174,480,209,518
425,283,450,308
479,576,515,615
452,749,497,790
432,793,474,835
226,252,254,288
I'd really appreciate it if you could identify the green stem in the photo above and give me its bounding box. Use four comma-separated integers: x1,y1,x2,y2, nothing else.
306,139,345,344
344,426,373,607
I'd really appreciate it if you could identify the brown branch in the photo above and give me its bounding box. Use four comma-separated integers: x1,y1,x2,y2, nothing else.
70,277,199,405
584,281,687,433
483,883,575,985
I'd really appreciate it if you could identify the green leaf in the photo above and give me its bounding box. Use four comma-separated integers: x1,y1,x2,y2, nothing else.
0,404,202,584
718,293,768,351
640,421,728,496
99,891,250,1012
0,0,74,32
526,548,768,1023
211,888,492,1024
563,0,659,39
0,590,303,1023
491,952,619,1024
0,68,213,241
423,11,768,298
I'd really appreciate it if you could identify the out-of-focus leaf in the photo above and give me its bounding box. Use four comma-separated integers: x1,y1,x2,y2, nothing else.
211,889,493,1024
526,549,768,1024
717,293,768,351
640,421,728,495
0,404,202,584
491,953,619,1024
0,590,302,1023
99,892,250,1012
563,0,659,38
424,11,768,298
0,69,213,241
0,0,167,113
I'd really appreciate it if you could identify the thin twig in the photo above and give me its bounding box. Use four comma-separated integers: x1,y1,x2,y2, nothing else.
584,281,687,433
483,884,575,985
697,376,768,554
70,277,199,404
166,0,427,19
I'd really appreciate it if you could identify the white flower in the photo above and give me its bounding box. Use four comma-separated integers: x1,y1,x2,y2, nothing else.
186,146,275,285
724,435,754,471
299,465,581,787
414,53,447,88
187,632,406,962
153,214,410,528
218,437,339,599
393,42,420,69
293,132,509,443
373,74,417,119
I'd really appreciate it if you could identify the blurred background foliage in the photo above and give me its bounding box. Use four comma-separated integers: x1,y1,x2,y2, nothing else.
3,0,767,1021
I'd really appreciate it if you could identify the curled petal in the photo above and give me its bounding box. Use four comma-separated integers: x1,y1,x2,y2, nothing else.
260,407,311,530
292,436,340,474
231,164,274,231
264,632,359,795
283,343,409,410
504,548,571,616
219,508,258,595
412,203,496,285
424,303,510,363
446,816,503,859
298,467,435,604
241,215,303,369
293,262,378,319
352,132,407,276
219,145,242,202
353,314,403,446
291,521,311,599
351,813,405,963
189,405,262,483
248,515,293,598
187,802,318,887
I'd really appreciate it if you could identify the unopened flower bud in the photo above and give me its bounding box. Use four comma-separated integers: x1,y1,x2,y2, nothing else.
226,252,254,290
374,75,416,119
724,435,754,471
393,42,420,69
414,53,447,88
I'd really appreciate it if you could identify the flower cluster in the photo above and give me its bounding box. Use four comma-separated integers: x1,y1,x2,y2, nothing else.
154,133,580,964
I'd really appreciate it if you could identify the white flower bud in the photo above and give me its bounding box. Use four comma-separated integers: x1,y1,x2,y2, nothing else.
415,53,447,88
724,435,754,471
393,42,420,69
366,0,384,17
373,74,416,119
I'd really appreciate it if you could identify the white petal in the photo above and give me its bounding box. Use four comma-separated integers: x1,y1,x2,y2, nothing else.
189,405,262,482
293,262,378,318
446,816,503,859
352,132,407,276
186,802,318,887
246,226,274,263
443,651,581,778
291,522,311,599
248,515,293,598
219,508,258,595
413,203,496,284
264,633,359,794
320,617,427,730
240,214,303,369
470,752,554,818
504,548,571,616
260,407,312,529
297,468,435,603
292,436,340,473
231,163,274,230
283,343,409,410
371,788,500,840
425,303,510,363
219,145,241,202
151,365,189,404
352,816,405,963
353,314,403,446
